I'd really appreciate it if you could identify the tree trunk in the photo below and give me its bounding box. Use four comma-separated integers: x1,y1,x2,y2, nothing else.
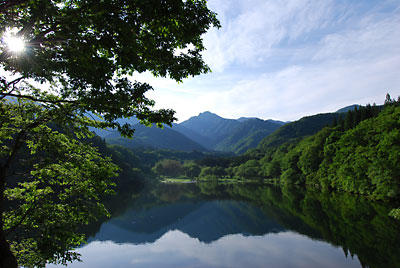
0,236,17,268
0,167,18,268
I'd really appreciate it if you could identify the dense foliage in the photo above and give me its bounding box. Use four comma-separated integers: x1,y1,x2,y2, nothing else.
0,0,219,267
0,99,118,267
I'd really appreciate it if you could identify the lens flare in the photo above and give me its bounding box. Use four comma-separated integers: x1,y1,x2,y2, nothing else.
3,28,25,53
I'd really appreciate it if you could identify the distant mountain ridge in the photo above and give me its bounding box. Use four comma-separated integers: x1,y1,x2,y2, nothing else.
90,105,359,154
179,111,240,145
90,111,285,154
175,111,284,154
104,124,207,151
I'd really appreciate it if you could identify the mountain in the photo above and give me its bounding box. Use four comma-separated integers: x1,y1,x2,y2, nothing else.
89,116,139,138
91,106,357,154
214,118,282,154
90,111,284,154
176,112,284,154
105,124,207,151
179,111,241,147
237,117,257,122
89,116,207,151
256,112,340,151
171,123,214,149
238,117,285,125
336,104,360,113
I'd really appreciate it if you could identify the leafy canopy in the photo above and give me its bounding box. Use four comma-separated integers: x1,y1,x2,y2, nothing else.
0,0,219,267
1,98,119,267
1,0,220,133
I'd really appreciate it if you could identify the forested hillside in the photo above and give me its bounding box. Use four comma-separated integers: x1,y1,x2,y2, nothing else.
257,112,342,150
173,97,399,209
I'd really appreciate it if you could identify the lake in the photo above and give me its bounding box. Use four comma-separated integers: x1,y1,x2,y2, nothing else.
48,182,400,268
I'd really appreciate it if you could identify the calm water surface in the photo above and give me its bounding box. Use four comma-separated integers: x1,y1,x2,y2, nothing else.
48,183,400,268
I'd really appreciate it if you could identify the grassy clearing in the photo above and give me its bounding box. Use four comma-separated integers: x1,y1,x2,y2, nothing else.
161,178,195,183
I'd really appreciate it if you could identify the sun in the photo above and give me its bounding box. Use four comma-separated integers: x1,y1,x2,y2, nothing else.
2,28,25,53
5,36,25,52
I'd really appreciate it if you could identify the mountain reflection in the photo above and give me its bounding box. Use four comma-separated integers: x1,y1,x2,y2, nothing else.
91,199,285,244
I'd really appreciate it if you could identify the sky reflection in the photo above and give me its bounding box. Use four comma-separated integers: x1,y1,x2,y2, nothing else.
48,230,361,268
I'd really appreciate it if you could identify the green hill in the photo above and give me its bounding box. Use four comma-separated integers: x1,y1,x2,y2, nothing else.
256,113,341,151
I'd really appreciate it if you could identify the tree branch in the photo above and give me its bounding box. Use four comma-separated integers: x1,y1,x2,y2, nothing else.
3,206,33,238
2,115,52,171
0,77,25,101
2,93,77,104
6,77,24,88
0,0,30,15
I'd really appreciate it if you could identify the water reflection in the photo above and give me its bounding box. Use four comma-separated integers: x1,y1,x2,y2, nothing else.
48,182,400,268
92,199,284,244
59,230,360,268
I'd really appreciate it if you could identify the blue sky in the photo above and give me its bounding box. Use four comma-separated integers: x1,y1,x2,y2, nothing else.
140,0,400,122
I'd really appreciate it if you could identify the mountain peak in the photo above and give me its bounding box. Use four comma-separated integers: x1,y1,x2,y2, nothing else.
336,104,360,113
237,117,258,122
198,111,220,118
180,112,239,141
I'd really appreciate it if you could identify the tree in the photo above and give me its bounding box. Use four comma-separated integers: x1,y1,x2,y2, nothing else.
0,98,121,267
183,161,201,178
1,0,219,132
384,93,394,106
234,159,260,179
0,1,219,266
343,110,354,130
280,148,303,185
153,159,183,177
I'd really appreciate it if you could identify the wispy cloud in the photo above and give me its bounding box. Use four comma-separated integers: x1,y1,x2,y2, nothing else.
203,0,335,71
